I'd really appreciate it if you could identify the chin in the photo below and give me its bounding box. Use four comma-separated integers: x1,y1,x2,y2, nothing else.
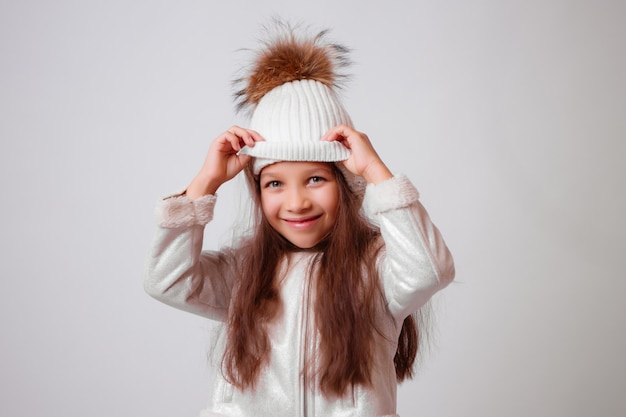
283,235,328,251
288,240,318,250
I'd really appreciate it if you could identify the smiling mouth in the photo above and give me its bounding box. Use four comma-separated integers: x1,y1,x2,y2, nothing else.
283,214,322,228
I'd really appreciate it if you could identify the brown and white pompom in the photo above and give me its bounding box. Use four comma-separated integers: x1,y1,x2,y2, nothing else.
234,20,351,114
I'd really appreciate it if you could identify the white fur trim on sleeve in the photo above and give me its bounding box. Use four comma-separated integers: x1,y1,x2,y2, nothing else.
154,193,217,228
361,174,420,215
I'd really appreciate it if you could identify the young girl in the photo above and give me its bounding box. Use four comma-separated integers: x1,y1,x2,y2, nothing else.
144,23,454,417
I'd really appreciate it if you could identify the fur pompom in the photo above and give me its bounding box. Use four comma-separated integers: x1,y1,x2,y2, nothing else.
234,20,351,113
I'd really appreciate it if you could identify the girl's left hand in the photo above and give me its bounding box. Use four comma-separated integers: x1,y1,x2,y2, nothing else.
321,125,393,184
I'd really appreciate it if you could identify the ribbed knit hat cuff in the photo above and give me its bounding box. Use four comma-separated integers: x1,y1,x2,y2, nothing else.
238,141,351,174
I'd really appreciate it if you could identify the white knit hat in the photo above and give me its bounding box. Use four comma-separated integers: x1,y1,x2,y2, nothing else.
233,22,363,192
238,78,353,174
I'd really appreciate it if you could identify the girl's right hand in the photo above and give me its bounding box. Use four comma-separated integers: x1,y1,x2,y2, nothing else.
186,126,263,199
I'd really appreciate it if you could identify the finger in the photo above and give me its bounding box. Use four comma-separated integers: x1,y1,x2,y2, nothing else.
223,131,245,152
228,126,264,147
247,129,265,144
321,124,354,143
321,126,341,142
225,127,245,150
212,132,234,152
239,129,261,147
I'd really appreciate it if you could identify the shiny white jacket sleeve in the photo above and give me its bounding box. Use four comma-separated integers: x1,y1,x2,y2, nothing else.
143,193,238,322
362,175,455,324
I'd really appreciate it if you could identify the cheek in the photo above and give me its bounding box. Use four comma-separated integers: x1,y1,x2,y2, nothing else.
323,186,340,214
260,192,278,218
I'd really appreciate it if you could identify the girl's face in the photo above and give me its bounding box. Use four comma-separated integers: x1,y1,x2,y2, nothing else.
259,161,340,249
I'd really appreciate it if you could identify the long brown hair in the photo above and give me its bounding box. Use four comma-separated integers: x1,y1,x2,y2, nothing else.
221,163,420,396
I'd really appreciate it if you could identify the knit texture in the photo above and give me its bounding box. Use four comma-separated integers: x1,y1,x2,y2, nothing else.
238,79,352,174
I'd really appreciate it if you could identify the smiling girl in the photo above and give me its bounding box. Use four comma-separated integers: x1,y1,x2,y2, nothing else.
144,22,454,417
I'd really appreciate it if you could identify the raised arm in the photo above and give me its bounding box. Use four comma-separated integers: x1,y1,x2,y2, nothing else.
144,193,240,321
362,175,455,322
323,125,455,322
144,126,263,320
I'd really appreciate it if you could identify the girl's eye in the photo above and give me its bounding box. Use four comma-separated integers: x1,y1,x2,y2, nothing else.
309,176,325,184
265,180,282,188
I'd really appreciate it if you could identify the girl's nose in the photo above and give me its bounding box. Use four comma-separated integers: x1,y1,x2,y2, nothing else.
285,187,311,212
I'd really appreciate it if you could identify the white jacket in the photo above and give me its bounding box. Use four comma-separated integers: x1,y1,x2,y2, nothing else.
144,175,455,417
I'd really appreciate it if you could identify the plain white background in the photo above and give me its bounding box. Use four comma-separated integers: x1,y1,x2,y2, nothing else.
1,1,624,416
